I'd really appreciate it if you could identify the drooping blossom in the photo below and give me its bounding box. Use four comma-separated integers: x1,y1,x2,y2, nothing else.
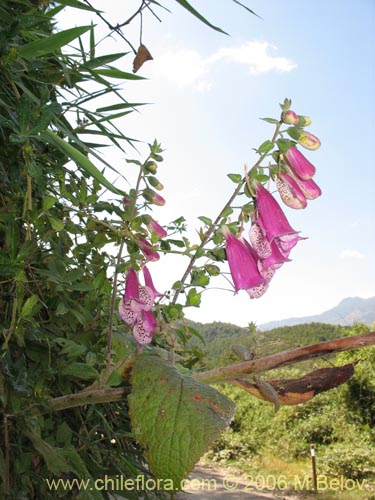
285,146,316,180
147,218,167,239
254,182,304,259
250,221,290,270
224,227,264,293
276,173,307,209
139,238,160,262
119,266,161,349
293,176,322,200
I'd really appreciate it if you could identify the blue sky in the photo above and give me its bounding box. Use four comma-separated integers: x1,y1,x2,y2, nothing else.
58,0,375,327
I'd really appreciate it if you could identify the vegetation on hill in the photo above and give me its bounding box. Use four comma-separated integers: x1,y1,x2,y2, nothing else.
188,321,375,496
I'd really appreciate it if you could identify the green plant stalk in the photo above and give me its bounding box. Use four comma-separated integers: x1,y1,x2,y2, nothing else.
171,120,282,306
104,155,151,380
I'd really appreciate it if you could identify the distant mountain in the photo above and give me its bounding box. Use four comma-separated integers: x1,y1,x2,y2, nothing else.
259,296,375,331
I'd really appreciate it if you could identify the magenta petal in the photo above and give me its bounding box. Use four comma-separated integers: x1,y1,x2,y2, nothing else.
285,147,316,180
294,176,322,200
247,282,269,299
225,229,264,292
148,218,167,239
249,222,272,258
139,238,160,261
142,265,163,299
262,239,290,269
255,182,299,241
124,268,140,302
276,173,307,209
119,300,139,325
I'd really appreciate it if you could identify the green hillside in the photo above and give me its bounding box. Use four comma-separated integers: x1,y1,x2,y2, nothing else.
186,320,348,368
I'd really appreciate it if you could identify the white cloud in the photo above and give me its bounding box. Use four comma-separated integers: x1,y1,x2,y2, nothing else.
339,249,365,259
151,41,296,91
211,41,297,75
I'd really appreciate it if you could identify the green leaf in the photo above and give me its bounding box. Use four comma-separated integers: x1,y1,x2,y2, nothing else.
26,430,71,475
18,26,92,59
48,216,64,231
187,288,201,307
43,130,124,196
42,195,57,212
20,295,39,320
94,68,144,80
61,363,98,380
198,215,212,226
227,173,242,183
257,140,274,154
260,117,279,124
55,0,102,12
174,0,228,34
129,356,235,489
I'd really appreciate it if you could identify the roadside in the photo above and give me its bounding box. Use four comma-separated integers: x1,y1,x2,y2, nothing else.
176,463,304,500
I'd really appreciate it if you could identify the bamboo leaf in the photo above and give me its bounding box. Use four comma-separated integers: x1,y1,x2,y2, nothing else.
93,68,145,80
174,0,228,34
43,130,124,196
55,0,102,12
19,26,92,59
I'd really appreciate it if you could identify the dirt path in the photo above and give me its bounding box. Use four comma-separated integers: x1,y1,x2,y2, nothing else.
176,464,300,500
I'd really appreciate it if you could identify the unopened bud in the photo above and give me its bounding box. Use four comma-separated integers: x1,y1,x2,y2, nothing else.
297,115,312,127
148,176,164,191
143,188,166,206
281,110,299,125
144,161,158,174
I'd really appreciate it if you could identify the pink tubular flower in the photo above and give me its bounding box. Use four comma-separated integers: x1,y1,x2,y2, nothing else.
224,227,264,292
295,176,322,200
139,238,160,262
255,182,304,260
255,182,299,241
276,173,307,209
285,146,316,180
147,218,167,239
143,188,166,206
119,267,160,349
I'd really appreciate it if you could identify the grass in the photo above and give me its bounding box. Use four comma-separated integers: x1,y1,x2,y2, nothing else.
203,452,375,500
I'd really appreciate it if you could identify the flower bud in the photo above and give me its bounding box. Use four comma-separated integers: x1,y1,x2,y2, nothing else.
148,176,164,191
287,127,321,151
281,110,299,125
297,115,312,127
144,161,158,174
143,188,166,206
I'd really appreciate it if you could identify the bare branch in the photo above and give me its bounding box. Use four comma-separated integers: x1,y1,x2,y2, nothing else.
192,331,375,384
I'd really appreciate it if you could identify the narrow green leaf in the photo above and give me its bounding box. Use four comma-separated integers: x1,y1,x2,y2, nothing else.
232,0,262,19
55,0,102,12
174,0,228,34
96,102,146,113
260,117,279,124
18,25,92,59
43,130,124,196
94,68,145,80
80,52,128,70
129,356,235,488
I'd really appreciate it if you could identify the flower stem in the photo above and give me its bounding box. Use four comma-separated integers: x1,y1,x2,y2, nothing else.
172,120,282,305
104,161,147,381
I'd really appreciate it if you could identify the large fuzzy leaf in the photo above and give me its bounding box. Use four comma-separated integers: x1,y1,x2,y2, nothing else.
129,356,235,490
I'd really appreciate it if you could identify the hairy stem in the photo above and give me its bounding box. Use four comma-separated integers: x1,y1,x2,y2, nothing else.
171,120,282,305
